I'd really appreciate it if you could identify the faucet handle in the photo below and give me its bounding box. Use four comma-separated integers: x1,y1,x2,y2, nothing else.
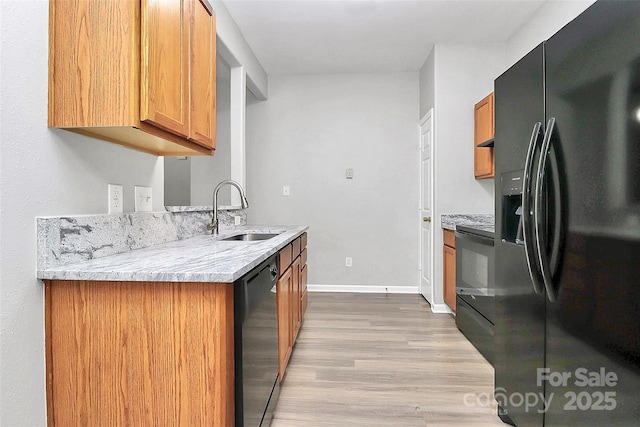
207,219,218,234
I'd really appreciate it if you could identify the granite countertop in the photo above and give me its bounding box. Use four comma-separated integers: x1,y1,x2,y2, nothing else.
37,225,307,283
441,214,495,233
462,224,495,234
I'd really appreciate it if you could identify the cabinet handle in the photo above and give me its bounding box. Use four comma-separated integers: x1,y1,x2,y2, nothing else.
423,217,431,223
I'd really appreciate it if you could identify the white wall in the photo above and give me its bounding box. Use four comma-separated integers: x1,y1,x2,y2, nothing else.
165,157,192,206
0,1,164,425
429,43,507,306
419,47,435,119
246,73,420,291
506,0,596,68
433,43,505,214
212,0,268,99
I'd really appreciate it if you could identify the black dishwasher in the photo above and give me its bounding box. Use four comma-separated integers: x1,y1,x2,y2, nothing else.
455,225,495,365
234,254,280,427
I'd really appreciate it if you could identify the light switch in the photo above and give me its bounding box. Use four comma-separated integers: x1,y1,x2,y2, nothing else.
134,186,153,212
346,168,354,179
283,186,290,196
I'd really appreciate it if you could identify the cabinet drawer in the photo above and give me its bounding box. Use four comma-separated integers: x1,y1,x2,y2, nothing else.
301,232,307,249
292,237,301,258
300,248,307,267
443,229,456,248
278,244,293,274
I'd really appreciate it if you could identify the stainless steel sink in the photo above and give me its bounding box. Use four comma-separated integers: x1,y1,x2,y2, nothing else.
221,233,279,242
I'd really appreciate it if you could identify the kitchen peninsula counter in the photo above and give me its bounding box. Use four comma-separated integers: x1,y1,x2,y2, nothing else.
36,211,306,283
38,211,308,427
37,225,307,283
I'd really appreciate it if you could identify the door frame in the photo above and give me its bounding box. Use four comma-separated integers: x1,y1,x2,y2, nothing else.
419,109,435,304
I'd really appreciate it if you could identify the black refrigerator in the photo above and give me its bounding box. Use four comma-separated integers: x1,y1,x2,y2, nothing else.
494,1,640,426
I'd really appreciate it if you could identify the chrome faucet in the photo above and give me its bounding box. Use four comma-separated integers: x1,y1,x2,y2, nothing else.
208,180,249,234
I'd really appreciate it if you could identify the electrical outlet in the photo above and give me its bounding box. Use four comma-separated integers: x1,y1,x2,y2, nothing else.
283,186,290,196
345,257,353,268
346,168,354,179
134,186,153,212
234,216,243,226
108,184,123,214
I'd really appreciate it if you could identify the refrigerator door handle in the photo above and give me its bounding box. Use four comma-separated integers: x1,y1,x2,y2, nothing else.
522,121,545,295
535,117,559,302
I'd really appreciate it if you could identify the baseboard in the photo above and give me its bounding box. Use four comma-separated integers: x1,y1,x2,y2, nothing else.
307,284,419,294
430,303,453,314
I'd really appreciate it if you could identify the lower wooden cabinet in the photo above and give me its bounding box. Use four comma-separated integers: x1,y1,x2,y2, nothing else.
300,263,308,317
292,257,301,339
44,233,310,425
276,265,293,380
45,280,235,426
276,233,308,381
443,229,457,311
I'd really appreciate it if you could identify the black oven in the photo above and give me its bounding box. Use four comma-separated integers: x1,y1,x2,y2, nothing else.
455,226,495,365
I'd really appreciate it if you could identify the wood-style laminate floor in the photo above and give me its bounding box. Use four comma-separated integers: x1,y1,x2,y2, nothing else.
271,293,505,427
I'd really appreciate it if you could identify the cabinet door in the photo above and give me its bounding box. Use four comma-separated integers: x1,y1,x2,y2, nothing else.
45,280,234,426
277,266,293,381
48,0,141,128
300,264,308,318
474,92,495,179
291,257,301,341
188,0,216,148
141,0,190,137
443,245,457,311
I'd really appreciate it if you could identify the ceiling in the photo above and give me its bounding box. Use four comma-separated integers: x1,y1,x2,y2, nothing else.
222,0,547,75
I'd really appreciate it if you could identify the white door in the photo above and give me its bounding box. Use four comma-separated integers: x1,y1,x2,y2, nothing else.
419,110,434,303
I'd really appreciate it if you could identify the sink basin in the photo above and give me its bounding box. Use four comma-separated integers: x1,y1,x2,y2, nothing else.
221,233,279,242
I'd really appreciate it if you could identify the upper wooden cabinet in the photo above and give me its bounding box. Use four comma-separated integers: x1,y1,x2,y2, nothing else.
49,0,216,156
474,92,495,179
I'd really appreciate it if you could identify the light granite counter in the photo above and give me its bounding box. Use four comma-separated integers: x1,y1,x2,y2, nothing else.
441,214,495,231
37,225,307,283
37,211,306,283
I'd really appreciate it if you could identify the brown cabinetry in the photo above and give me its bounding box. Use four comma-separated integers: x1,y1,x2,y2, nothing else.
276,264,293,380
443,229,456,311
49,0,216,156
474,92,495,179
44,234,308,426
300,248,308,317
276,233,308,381
292,257,301,339
45,280,234,426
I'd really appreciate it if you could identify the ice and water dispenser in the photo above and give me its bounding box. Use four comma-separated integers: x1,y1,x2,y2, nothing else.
501,170,524,245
